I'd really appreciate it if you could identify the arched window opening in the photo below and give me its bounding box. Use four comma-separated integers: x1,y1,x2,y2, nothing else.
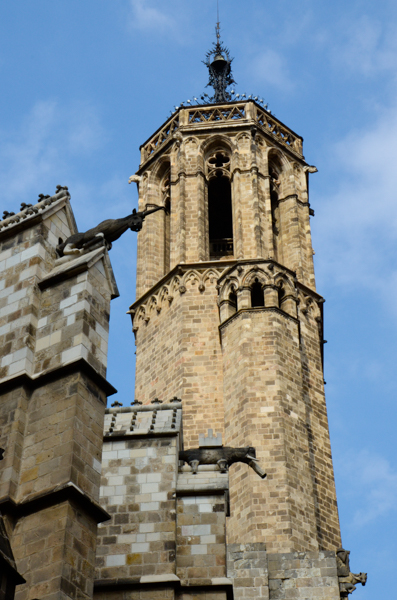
162,170,171,273
278,285,285,308
208,175,233,259
269,163,281,259
229,289,237,313
251,278,264,308
207,150,233,260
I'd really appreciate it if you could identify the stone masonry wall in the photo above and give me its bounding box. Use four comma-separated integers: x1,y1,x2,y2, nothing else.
227,543,269,600
96,406,232,600
0,191,118,600
96,405,182,582
133,267,227,448
298,296,341,550
36,262,111,379
0,386,29,501
11,500,98,600
14,372,106,504
176,467,229,587
0,210,66,381
221,308,341,553
267,551,340,600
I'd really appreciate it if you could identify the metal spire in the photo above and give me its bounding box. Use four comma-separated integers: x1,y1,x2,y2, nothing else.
203,4,235,103
216,0,220,43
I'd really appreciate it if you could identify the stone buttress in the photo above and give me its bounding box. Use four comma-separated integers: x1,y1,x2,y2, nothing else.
0,189,118,600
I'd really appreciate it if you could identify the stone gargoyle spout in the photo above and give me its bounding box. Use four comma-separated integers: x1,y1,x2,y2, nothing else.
179,446,266,479
56,206,164,257
336,548,367,597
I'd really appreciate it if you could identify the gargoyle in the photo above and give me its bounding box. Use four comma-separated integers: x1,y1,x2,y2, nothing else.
336,548,367,597
56,206,164,257
179,446,266,479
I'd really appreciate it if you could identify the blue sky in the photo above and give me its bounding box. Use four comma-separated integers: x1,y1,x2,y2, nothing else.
1,1,396,596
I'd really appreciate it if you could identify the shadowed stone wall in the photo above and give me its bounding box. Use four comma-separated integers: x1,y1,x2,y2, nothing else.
0,190,117,600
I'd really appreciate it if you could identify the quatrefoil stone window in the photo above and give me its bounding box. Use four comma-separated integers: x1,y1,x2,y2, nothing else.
207,151,231,179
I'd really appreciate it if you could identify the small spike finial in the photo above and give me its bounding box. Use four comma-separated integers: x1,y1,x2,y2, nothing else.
216,0,220,43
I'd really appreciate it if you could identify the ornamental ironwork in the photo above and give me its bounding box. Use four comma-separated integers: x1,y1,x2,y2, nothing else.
203,23,235,103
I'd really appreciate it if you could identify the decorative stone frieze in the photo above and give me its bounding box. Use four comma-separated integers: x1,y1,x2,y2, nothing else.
217,259,299,322
130,264,226,332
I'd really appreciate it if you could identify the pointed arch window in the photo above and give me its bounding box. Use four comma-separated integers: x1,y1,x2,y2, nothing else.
207,151,233,259
251,278,264,307
229,289,237,313
162,169,171,273
269,163,281,259
278,284,285,309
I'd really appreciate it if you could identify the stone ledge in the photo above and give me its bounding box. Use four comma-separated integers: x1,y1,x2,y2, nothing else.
219,306,299,331
94,576,179,590
211,577,233,585
176,485,228,495
103,430,180,441
217,258,297,284
94,576,233,599
0,481,110,523
140,574,180,584
38,245,119,299
106,402,182,413
130,261,233,312
0,357,117,397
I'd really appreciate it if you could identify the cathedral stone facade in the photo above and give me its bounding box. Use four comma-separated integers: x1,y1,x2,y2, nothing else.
0,41,366,600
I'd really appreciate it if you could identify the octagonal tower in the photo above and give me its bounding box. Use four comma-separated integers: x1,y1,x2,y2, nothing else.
130,41,341,555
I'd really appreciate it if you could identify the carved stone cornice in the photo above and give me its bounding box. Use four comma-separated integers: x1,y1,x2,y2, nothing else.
276,193,309,207
129,262,232,331
0,481,110,524
0,357,117,397
219,306,299,330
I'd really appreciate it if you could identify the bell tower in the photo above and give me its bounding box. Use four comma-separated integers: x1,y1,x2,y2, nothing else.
130,31,341,557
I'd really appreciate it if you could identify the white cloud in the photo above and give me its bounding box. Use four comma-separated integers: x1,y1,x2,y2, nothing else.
314,102,397,313
336,450,397,528
0,99,137,240
128,0,175,33
0,99,105,203
329,15,397,77
250,49,294,92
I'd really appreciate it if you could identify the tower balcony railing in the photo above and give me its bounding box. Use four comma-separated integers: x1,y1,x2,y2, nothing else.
139,101,303,166
210,238,234,259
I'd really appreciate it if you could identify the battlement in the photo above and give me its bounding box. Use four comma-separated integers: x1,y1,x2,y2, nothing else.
103,402,182,437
